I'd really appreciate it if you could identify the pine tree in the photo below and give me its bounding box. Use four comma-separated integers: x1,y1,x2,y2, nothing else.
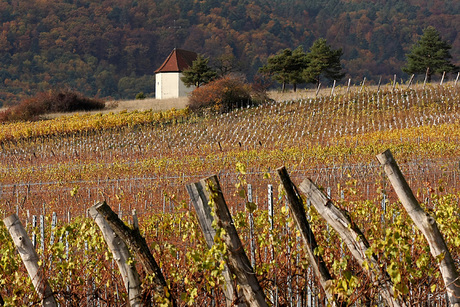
259,48,292,92
289,46,309,92
259,46,308,92
303,38,345,87
403,26,457,82
181,55,217,87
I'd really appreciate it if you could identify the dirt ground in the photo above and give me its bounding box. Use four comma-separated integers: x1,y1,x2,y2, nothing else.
106,96,190,112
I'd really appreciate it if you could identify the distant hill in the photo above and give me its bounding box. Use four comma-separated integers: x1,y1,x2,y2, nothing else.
0,0,458,105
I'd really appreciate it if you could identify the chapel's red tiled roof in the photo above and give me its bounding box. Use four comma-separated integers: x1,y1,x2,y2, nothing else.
155,48,198,73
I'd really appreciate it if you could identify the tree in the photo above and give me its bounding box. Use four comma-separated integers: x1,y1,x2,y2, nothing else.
259,48,291,92
181,55,217,88
303,38,344,87
217,54,240,76
403,26,457,82
259,46,308,92
290,46,309,92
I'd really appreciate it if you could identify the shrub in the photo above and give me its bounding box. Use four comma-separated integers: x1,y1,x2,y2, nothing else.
0,90,105,122
251,73,272,105
188,75,267,114
135,92,146,100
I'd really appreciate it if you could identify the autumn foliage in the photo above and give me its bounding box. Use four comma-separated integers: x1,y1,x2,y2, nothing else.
0,90,105,122
0,0,458,104
188,75,267,114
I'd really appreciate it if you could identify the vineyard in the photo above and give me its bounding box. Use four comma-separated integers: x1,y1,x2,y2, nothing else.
1,83,460,306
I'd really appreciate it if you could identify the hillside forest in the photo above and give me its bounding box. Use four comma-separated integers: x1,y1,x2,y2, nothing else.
0,0,459,105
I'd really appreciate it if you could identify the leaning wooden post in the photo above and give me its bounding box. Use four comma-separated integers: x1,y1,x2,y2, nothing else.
3,214,57,307
407,74,415,89
298,179,404,307
315,83,321,97
440,71,446,85
186,180,242,307
92,202,176,307
89,206,142,307
187,175,268,307
277,167,342,307
330,80,336,96
423,67,430,88
376,149,460,306
359,77,366,93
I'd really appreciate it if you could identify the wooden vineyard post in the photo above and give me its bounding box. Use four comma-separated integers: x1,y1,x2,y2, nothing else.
3,214,57,307
247,184,256,269
91,202,176,307
330,80,336,96
424,67,430,88
407,74,415,89
359,76,366,93
277,167,341,306
377,149,460,306
298,179,404,307
186,175,268,307
186,179,242,307
89,207,142,307
267,184,278,304
346,78,351,94
315,83,321,97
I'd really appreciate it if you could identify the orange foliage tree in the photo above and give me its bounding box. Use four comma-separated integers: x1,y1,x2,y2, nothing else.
188,75,266,114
